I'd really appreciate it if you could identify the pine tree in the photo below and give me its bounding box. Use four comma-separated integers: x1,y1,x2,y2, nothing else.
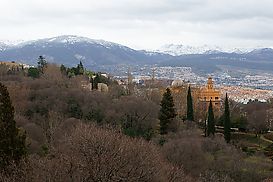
187,86,194,121
91,76,95,90
159,88,176,135
93,73,99,90
60,64,67,75
37,55,47,73
77,61,84,75
223,93,231,143
207,100,215,136
92,73,109,90
0,83,26,168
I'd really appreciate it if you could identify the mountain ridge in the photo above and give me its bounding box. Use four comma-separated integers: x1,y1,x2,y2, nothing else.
0,35,273,75
155,44,268,56
1,35,272,55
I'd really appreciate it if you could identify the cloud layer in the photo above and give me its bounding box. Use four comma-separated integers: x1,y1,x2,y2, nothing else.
1,0,273,49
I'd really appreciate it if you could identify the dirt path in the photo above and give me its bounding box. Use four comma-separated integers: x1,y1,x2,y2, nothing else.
260,135,273,144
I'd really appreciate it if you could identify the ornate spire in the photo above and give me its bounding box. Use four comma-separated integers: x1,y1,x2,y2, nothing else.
207,77,214,90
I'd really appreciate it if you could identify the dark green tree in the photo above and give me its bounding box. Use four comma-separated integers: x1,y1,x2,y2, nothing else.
93,73,109,90
37,55,47,73
91,76,95,90
207,100,215,136
223,93,231,143
159,88,176,135
27,67,40,78
0,83,26,168
77,61,84,75
93,73,99,89
187,86,194,121
67,68,76,78
60,64,67,75
67,99,83,119
85,109,104,124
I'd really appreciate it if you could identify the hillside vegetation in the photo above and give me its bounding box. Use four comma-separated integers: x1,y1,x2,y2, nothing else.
0,61,273,182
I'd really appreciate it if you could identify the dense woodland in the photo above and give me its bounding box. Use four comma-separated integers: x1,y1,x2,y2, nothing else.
0,58,273,182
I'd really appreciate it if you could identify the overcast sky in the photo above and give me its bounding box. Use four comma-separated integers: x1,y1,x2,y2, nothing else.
1,0,273,49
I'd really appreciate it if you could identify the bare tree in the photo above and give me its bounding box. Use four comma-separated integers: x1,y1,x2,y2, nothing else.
2,123,187,182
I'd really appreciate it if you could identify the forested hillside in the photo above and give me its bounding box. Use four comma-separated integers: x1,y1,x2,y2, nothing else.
0,61,273,182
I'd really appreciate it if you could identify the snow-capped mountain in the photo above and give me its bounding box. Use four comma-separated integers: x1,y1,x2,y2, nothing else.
15,35,132,51
156,44,222,55
0,35,171,67
248,48,273,55
0,35,273,75
0,39,25,51
0,42,8,51
156,44,254,56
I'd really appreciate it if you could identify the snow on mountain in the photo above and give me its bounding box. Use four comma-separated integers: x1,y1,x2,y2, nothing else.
1,35,272,57
0,39,26,51
1,35,273,75
156,44,254,55
46,35,120,47
248,48,273,55
0,42,8,51
0,39,25,49
15,35,133,51
0,35,172,67
155,44,222,55
140,49,170,56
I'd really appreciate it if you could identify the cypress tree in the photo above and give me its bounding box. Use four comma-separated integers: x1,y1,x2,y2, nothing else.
37,55,47,73
187,86,194,121
91,76,95,90
207,100,215,136
93,73,99,90
77,61,84,75
159,88,176,135
0,83,26,168
223,93,231,143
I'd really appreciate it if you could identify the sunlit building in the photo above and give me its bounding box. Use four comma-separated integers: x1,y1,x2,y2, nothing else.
169,77,222,120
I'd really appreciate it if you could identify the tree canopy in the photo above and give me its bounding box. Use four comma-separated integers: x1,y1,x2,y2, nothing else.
223,93,231,143
0,82,26,168
159,88,176,135
207,100,215,136
187,86,194,121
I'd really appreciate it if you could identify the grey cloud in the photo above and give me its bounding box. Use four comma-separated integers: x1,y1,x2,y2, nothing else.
1,0,273,49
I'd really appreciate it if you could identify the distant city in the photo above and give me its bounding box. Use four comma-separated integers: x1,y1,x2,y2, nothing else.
110,65,273,104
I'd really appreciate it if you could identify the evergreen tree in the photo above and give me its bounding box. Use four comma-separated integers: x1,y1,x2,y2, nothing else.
93,73,99,90
0,83,26,168
93,73,109,90
187,86,194,121
67,69,75,78
91,76,95,90
159,88,176,135
207,100,215,136
77,61,84,75
37,55,47,73
223,93,231,143
60,64,67,75
27,67,40,79
68,99,83,119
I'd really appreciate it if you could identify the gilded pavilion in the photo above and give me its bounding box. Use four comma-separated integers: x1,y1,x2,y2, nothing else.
169,77,222,120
